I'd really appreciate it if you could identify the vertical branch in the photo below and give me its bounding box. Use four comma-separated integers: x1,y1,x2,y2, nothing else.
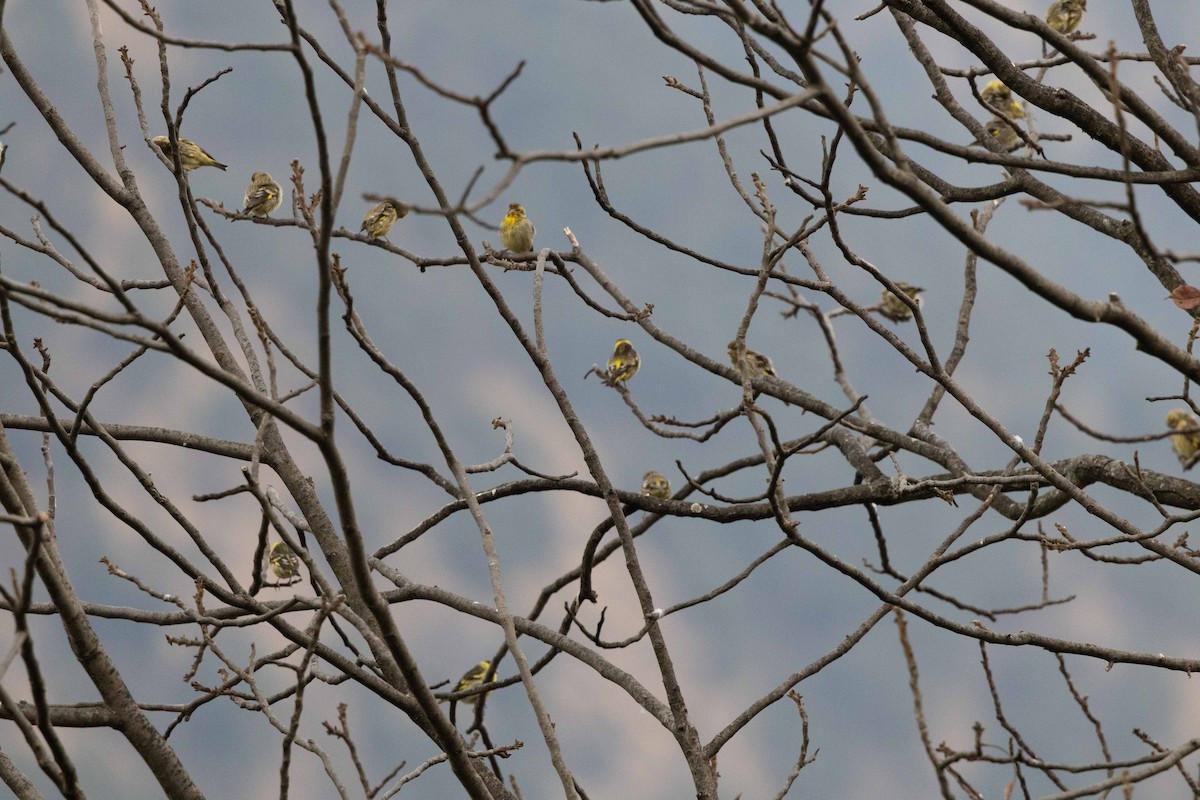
893,608,954,800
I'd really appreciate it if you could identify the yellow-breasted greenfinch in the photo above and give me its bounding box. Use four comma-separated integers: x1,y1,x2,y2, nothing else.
1167,409,1200,469
449,661,491,704
151,135,227,171
728,341,777,379
640,470,671,499
360,200,405,240
267,541,301,583
980,80,1025,120
1046,0,1086,35
606,339,640,383
879,282,924,322
242,171,282,217
498,202,535,252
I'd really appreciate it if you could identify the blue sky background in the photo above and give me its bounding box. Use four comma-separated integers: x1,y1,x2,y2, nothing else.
3,1,1200,797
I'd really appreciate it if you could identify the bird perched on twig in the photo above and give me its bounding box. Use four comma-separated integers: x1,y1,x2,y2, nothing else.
448,661,492,704
151,135,227,171
1046,0,1086,35
498,202,536,253
1167,409,1200,469
267,541,301,583
606,339,640,384
640,470,671,499
242,171,282,217
728,341,778,379
879,282,924,323
980,80,1025,120
360,200,405,240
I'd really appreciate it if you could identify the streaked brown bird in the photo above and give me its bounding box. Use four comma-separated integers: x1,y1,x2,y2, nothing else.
360,200,406,240
728,340,777,379
879,282,924,323
242,171,282,217
151,135,227,171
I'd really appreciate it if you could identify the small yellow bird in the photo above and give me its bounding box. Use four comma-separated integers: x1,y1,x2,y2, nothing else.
449,661,492,704
267,541,301,583
640,470,671,499
980,80,1025,120
498,203,536,253
242,171,282,217
151,135,227,171
606,339,640,383
1046,0,1086,35
360,200,405,240
879,282,924,323
1167,409,1200,469
972,117,1023,151
727,341,777,379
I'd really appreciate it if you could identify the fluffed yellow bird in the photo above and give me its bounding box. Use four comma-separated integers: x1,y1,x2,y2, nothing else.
640,470,671,499
267,541,301,583
980,80,1025,120
151,135,227,171
727,341,777,379
360,200,405,240
1046,0,1086,35
449,661,492,704
1167,409,1200,469
879,282,924,323
498,203,536,252
242,171,282,217
607,339,640,383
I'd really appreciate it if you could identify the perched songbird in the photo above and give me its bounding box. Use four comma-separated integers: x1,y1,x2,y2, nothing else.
267,541,301,583
151,135,227,172
242,171,282,217
640,470,671,499
879,282,924,323
360,200,405,240
498,202,536,253
972,117,1023,151
980,80,1025,120
449,661,492,704
1046,0,1086,35
727,341,777,379
1051,0,1089,35
1167,409,1200,469
607,339,640,383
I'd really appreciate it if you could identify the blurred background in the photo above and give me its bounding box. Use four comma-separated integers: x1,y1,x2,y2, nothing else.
2,1,1200,797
